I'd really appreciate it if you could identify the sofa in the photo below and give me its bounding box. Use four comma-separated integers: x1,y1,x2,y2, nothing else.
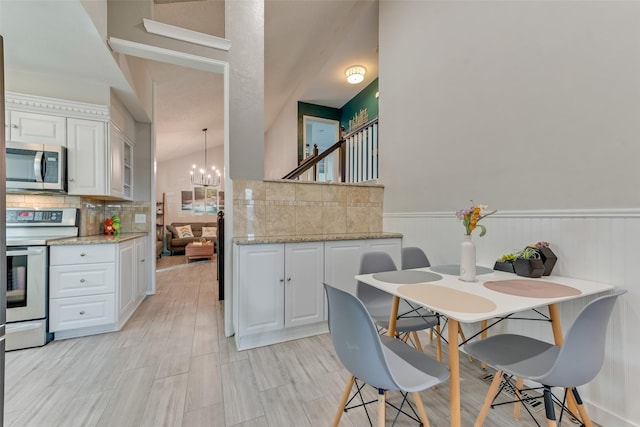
166,222,217,255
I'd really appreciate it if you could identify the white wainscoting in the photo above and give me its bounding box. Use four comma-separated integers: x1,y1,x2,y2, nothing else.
384,209,640,427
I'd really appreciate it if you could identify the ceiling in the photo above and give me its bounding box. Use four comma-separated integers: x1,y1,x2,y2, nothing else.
0,0,378,162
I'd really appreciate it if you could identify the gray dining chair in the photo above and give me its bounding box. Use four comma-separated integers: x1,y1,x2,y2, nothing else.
401,246,431,270
401,246,452,361
357,251,440,358
324,282,450,427
463,289,626,427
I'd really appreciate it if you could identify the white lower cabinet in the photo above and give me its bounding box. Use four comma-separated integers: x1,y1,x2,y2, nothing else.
324,238,402,295
118,240,136,321
233,237,402,350
235,241,325,350
49,237,148,339
135,237,148,300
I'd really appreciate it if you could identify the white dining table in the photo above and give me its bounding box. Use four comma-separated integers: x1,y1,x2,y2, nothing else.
354,267,615,427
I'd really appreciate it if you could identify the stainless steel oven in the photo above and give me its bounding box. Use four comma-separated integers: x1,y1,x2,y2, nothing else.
5,208,78,351
5,246,47,349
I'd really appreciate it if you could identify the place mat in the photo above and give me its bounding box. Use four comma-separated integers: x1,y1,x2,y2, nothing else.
372,270,442,284
397,283,497,313
430,264,494,276
483,279,582,298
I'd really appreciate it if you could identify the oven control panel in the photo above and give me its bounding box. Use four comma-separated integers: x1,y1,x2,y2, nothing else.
6,208,78,226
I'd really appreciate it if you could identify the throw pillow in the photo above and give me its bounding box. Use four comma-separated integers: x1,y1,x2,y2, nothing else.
175,224,194,238
201,227,217,238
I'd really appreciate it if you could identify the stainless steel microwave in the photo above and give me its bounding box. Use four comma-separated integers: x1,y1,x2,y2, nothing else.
6,142,67,192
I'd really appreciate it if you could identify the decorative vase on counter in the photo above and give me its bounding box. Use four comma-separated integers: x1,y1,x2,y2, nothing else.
460,235,477,282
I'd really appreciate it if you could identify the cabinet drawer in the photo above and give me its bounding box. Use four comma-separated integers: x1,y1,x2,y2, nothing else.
50,244,116,265
50,294,115,332
50,263,115,298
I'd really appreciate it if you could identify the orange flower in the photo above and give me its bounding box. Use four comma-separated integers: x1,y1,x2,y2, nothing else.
456,201,497,237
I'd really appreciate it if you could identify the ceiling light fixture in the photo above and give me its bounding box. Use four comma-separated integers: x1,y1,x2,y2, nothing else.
345,65,366,84
190,128,221,187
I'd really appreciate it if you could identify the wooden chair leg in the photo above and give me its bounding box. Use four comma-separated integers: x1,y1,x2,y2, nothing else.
475,370,503,427
513,376,524,420
377,388,386,427
435,324,442,362
333,375,355,427
568,388,594,427
412,331,424,352
480,320,488,369
412,391,431,427
457,325,473,362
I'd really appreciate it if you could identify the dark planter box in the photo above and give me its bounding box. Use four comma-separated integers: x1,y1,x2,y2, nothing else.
514,257,545,278
493,261,515,273
535,247,557,276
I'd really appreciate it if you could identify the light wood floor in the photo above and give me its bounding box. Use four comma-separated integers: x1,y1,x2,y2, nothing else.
4,257,597,426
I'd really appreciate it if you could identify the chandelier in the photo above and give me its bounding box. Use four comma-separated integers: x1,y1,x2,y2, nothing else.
190,128,221,187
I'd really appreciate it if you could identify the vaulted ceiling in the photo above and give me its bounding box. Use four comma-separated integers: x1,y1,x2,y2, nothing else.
0,0,378,162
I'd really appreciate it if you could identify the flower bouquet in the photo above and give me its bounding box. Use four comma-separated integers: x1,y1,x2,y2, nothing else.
456,202,497,237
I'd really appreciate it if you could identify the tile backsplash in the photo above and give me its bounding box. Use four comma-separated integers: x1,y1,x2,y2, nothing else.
6,194,151,236
233,180,384,238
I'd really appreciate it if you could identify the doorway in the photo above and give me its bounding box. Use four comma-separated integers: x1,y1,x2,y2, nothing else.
302,116,339,181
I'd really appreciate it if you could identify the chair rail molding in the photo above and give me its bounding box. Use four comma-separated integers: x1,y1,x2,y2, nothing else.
385,208,640,219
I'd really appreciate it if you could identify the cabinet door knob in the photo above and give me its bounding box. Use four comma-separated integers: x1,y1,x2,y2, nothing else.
279,278,284,282
79,310,85,315
80,253,86,257
11,124,18,128
69,178,75,182
141,259,145,263
80,278,86,283
287,277,291,282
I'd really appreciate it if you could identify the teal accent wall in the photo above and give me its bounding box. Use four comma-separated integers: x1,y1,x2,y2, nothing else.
296,79,379,162
341,78,379,132
297,102,341,162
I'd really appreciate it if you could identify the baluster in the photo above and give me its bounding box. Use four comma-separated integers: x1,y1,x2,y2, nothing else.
372,123,378,179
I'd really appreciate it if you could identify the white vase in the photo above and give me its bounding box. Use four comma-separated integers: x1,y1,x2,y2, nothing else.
460,235,476,282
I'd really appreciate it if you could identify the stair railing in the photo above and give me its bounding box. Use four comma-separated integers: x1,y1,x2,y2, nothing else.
282,118,378,183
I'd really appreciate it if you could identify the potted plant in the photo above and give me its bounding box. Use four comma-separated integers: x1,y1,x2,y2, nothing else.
514,247,545,278
494,252,517,273
528,241,557,276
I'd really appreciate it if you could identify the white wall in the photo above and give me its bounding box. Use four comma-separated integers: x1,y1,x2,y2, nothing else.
157,145,223,225
379,1,640,213
4,69,110,106
264,99,298,179
379,2,640,426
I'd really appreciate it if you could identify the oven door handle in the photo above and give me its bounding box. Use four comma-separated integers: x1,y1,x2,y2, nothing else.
7,248,45,257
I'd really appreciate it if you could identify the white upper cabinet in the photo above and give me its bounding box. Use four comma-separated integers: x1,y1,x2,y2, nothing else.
5,92,138,200
67,118,107,196
7,111,67,146
109,123,125,199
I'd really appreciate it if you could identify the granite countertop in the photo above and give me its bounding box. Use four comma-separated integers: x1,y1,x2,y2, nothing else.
233,232,403,245
48,232,149,246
